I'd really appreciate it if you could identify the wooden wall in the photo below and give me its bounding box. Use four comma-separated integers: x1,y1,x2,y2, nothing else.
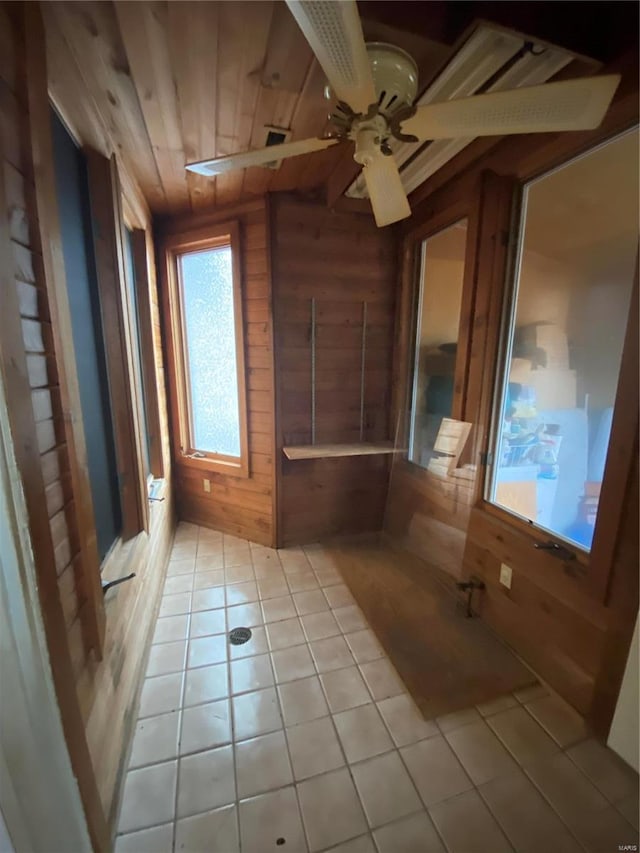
384,173,513,582
270,195,398,545
0,8,109,846
1,8,86,673
1,4,176,843
465,272,638,727
157,199,277,547
386,49,639,733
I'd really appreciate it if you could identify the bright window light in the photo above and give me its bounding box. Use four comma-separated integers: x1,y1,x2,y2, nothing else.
179,245,241,458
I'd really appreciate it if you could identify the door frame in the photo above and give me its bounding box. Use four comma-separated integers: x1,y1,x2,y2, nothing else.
0,366,92,853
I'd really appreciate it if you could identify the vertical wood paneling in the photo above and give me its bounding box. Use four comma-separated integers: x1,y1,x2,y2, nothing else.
385,172,514,582
271,195,398,545
0,5,109,848
386,55,639,729
2,3,177,837
159,200,276,545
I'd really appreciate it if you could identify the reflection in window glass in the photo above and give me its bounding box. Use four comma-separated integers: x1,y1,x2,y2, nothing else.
409,220,467,469
488,129,639,551
179,246,240,457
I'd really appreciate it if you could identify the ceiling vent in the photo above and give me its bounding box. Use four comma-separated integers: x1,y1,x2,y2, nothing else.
346,24,589,200
263,126,292,170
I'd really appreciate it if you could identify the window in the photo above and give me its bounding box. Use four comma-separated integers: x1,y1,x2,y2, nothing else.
409,219,468,469
165,223,248,475
487,128,639,551
51,108,122,560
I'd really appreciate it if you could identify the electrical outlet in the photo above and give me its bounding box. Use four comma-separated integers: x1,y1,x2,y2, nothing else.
499,563,512,589
203,479,211,493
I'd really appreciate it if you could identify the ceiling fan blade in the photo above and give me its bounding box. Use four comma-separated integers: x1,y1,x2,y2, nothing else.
401,75,621,141
362,155,411,228
186,137,340,177
286,0,376,114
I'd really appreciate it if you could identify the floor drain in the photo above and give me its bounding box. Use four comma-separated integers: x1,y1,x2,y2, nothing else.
229,626,252,645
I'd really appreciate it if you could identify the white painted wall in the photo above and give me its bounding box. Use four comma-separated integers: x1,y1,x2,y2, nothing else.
607,614,639,772
0,372,92,851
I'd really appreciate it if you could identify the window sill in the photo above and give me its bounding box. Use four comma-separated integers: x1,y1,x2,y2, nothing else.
178,452,249,478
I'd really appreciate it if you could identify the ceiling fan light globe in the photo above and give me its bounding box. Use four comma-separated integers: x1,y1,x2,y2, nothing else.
366,42,419,117
323,42,419,118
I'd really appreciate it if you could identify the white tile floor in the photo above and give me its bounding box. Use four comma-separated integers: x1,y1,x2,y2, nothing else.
115,524,639,853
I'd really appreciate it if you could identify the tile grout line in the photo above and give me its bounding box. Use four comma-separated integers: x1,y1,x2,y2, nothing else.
171,525,198,853
113,526,189,843
269,608,313,852
120,527,640,852
261,546,426,852
473,771,587,853
479,703,637,850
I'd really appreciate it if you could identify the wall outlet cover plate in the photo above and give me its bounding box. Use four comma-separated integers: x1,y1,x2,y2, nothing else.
499,563,512,589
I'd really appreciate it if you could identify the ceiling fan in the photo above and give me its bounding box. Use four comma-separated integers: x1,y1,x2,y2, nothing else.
185,1,620,228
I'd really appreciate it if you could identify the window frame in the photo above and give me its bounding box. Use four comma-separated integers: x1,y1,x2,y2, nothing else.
407,216,471,469
122,222,165,481
398,195,479,475
84,148,149,540
480,129,639,569
123,226,152,484
163,221,249,477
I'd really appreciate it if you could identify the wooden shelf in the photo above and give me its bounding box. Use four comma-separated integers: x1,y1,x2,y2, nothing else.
282,442,402,460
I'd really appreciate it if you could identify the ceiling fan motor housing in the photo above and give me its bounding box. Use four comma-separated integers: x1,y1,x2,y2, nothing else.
366,42,419,118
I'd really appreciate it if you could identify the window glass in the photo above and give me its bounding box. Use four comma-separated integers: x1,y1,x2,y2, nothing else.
409,220,467,469
51,108,121,560
488,128,639,551
178,246,241,457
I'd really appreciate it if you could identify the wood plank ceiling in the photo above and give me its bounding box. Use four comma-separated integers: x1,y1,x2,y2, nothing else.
42,0,446,216
42,1,635,219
